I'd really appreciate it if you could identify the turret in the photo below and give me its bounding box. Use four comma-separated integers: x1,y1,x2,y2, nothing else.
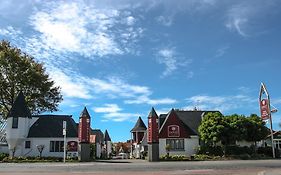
78,107,91,161
147,107,159,161
6,91,32,156
131,117,147,144
147,107,159,144
78,107,91,143
104,129,112,158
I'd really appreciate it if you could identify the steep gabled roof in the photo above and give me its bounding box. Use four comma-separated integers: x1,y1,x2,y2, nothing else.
91,129,104,143
131,117,147,132
80,107,90,118
159,110,220,135
104,129,111,141
28,115,78,138
7,91,31,118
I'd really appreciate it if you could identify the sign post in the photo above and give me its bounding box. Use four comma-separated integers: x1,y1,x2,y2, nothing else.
63,121,67,163
259,83,275,158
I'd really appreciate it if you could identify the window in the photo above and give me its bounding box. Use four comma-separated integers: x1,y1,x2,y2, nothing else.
166,139,184,151
50,141,64,152
25,141,31,149
12,117,18,128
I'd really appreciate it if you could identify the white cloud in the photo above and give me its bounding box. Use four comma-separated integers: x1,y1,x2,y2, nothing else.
215,46,229,58
24,1,143,63
44,66,178,108
0,26,22,36
156,16,173,26
48,67,93,99
103,112,140,122
93,104,122,113
93,103,140,122
125,95,177,105
185,94,256,113
224,1,278,37
156,47,192,78
126,16,136,25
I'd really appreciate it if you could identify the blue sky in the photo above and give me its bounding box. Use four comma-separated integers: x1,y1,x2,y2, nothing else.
1,0,281,142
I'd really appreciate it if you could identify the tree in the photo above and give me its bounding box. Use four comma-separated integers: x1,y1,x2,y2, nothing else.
223,114,248,145
245,114,269,146
198,112,226,146
0,40,62,118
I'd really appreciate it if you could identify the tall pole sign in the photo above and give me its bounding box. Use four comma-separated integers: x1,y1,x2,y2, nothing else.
259,82,275,158
63,120,67,163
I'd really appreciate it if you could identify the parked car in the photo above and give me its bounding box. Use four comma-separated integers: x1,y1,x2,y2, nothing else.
113,153,128,159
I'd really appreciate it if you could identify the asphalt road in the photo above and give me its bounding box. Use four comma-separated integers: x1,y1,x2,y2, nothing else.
0,159,281,175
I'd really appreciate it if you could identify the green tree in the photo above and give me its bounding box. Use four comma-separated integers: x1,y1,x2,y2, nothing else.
0,40,62,118
245,114,269,146
223,114,247,145
199,112,226,146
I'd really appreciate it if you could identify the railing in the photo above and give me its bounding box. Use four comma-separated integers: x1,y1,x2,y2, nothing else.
0,116,7,144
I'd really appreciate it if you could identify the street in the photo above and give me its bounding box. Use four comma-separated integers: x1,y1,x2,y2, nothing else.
0,159,281,175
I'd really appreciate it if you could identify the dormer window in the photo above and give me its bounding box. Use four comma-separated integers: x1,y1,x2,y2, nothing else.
12,117,18,128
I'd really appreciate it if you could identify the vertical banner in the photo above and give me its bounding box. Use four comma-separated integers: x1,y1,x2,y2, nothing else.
260,99,270,120
259,82,275,158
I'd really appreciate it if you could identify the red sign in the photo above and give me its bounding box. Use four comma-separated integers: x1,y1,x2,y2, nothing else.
168,125,180,137
147,118,152,143
260,99,270,120
78,117,90,143
147,117,159,144
67,141,78,152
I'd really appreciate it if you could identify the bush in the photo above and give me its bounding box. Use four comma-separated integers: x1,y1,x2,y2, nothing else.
257,147,280,158
1,156,66,163
194,154,222,161
196,145,223,156
0,153,8,161
159,155,189,161
225,146,254,156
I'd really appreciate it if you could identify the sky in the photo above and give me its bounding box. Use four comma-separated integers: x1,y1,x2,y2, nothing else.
1,0,281,142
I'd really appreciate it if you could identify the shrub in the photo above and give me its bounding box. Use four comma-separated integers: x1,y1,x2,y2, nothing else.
0,153,8,161
257,147,280,158
196,145,223,156
159,155,189,161
225,146,254,156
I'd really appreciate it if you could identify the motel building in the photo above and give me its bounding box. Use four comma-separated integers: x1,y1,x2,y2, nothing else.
131,108,220,158
0,92,111,159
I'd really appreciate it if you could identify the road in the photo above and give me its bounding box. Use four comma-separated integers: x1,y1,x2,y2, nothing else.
0,159,281,175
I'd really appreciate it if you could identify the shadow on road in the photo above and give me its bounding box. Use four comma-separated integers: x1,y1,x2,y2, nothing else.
95,160,132,163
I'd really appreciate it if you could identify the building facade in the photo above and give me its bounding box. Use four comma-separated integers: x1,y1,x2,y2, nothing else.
131,108,220,158
3,92,111,158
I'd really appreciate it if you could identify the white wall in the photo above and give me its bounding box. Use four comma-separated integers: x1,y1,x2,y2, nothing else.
132,143,141,158
13,137,78,157
106,141,112,157
0,144,9,154
6,117,35,150
96,143,102,158
159,136,199,157
236,140,255,147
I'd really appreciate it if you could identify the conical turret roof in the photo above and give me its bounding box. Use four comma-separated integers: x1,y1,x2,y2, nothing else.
104,129,111,141
131,116,147,132
7,91,31,118
149,107,158,118
80,107,90,118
